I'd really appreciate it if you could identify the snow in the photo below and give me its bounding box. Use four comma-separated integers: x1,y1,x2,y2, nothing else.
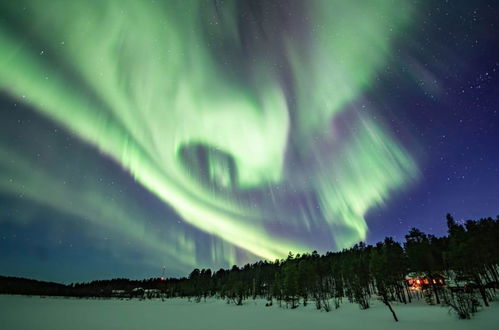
0,295,497,330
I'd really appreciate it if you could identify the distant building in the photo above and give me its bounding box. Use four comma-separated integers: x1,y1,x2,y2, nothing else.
111,289,127,298
406,273,445,290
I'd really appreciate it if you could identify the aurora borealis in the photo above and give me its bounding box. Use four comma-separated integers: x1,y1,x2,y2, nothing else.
1,0,499,282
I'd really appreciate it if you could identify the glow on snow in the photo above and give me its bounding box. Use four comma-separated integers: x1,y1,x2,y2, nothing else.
0,0,418,273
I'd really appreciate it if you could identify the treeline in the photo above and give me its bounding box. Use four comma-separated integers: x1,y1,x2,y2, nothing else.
0,276,66,296
1,214,498,320
0,276,168,298
170,215,498,320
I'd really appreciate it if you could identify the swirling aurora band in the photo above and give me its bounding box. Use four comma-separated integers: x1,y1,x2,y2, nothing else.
0,0,418,272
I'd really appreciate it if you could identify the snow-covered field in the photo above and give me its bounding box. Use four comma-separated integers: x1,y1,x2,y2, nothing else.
0,295,497,330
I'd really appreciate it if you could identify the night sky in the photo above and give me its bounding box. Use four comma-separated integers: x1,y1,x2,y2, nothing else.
0,0,498,283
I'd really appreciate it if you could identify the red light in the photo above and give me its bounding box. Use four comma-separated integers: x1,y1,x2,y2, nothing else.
160,277,164,281
416,279,421,285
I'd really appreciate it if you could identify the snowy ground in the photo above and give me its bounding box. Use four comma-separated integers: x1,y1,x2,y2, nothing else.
0,295,497,330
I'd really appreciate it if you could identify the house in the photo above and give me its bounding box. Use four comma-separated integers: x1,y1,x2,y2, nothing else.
406,273,445,290
111,289,127,298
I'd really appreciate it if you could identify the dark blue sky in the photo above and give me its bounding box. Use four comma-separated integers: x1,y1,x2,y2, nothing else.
367,0,499,243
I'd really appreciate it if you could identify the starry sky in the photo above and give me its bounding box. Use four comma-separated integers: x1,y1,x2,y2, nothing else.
0,0,498,283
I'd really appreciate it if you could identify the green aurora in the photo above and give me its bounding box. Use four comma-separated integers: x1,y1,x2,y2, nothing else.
0,0,418,272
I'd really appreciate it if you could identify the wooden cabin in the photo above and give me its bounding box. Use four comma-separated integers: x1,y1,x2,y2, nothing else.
406,273,445,290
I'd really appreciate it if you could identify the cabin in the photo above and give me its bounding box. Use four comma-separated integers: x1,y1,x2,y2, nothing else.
111,289,127,298
406,273,445,290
